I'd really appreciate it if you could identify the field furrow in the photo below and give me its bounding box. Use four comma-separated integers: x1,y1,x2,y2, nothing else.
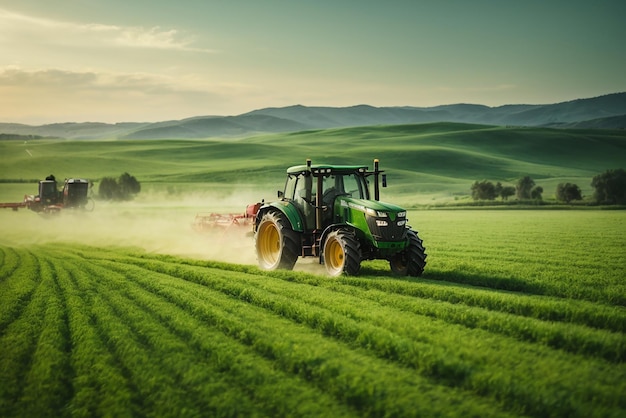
15,257,73,417
0,246,18,280
0,251,50,416
2,204,625,418
68,246,626,333
0,248,41,335
420,210,626,306
82,254,514,417
77,258,359,417
92,249,624,363
64,247,626,418
54,258,136,417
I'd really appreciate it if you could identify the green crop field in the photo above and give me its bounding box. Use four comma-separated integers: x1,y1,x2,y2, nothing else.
1,123,626,416
1,208,625,417
2,123,626,205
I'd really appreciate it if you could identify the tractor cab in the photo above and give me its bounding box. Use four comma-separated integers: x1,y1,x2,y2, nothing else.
281,163,372,231
38,179,60,205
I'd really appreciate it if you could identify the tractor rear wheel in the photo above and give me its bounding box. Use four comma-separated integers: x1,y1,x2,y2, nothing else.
323,229,361,276
255,211,300,271
389,229,427,276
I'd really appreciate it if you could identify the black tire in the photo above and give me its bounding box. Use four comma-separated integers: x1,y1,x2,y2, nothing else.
389,229,427,276
323,229,361,276
255,211,300,271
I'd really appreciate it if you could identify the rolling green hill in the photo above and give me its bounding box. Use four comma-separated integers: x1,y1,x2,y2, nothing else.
1,123,625,205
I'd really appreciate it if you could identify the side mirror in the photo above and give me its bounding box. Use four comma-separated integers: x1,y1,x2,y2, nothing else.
382,174,387,188
277,190,283,198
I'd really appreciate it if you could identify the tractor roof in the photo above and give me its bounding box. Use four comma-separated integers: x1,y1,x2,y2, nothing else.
287,164,369,176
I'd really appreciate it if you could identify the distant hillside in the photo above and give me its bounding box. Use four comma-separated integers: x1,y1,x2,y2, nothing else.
122,114,309,139
2,122,625,205
0,122,148,140
0,92,624,139
551,114,626,129
246,93,626,128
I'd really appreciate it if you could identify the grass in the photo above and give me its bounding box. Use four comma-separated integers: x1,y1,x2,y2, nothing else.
0,208,625,417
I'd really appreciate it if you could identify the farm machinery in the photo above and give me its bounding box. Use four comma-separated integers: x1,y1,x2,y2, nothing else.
192,203,260,232
251,159,427,276
0,175,94,214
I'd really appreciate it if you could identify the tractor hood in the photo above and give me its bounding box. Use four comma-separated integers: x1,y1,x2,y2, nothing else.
338,197,406,220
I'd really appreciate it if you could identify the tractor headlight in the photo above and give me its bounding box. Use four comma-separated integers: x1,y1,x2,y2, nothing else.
376,219,388,227
397,211,406,218
365,208,381,217
364,207,388,217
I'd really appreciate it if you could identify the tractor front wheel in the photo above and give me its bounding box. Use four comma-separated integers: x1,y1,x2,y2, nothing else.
255,211,299,271
389,229,427,276
323,229,361,276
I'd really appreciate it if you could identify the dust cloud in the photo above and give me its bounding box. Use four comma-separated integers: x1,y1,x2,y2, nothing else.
0,190,264,266
1,188,332,274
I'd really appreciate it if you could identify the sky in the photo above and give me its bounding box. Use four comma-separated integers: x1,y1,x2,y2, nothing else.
1,0,625,124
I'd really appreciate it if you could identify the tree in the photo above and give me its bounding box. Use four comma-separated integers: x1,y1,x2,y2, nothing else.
516,176,535,199
98,177,118,200
118,172,141,198
500,186,516,201
531,186,543,200
556,183,582,203
98,173,141,201
471,180,497,200
495,182,503,197
591,168,626,204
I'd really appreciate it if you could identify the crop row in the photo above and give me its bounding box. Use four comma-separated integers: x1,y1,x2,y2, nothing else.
416,210,626,306
50,245,624,414
49,247,510,417
82,247,626,363
107,255,625,414
1,243,625,417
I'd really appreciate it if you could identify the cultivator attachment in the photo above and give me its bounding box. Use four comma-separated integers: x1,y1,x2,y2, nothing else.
192,203,260,232
0,201,28,211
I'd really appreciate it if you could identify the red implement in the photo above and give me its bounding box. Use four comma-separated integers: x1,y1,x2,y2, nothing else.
192,203,260,232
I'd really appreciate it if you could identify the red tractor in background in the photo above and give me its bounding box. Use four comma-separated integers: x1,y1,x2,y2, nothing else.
1,175,94,213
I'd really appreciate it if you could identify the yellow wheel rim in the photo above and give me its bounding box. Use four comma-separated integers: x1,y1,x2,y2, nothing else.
325,237,345,274
258,221,280,267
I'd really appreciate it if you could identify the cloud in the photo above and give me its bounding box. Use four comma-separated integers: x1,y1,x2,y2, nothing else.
436,84,518,93
0,67,98,87
0,66,219,97
0,7,213,53
0,66,247,123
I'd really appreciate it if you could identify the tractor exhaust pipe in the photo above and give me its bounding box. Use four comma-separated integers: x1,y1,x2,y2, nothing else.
374,159,380,201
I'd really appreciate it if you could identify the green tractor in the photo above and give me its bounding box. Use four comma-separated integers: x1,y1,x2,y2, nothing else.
254,159,426,276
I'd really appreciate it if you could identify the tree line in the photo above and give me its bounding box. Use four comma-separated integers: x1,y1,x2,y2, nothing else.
471,168,626,204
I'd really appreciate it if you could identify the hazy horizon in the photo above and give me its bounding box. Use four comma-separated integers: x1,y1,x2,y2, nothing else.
2,91,625,127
